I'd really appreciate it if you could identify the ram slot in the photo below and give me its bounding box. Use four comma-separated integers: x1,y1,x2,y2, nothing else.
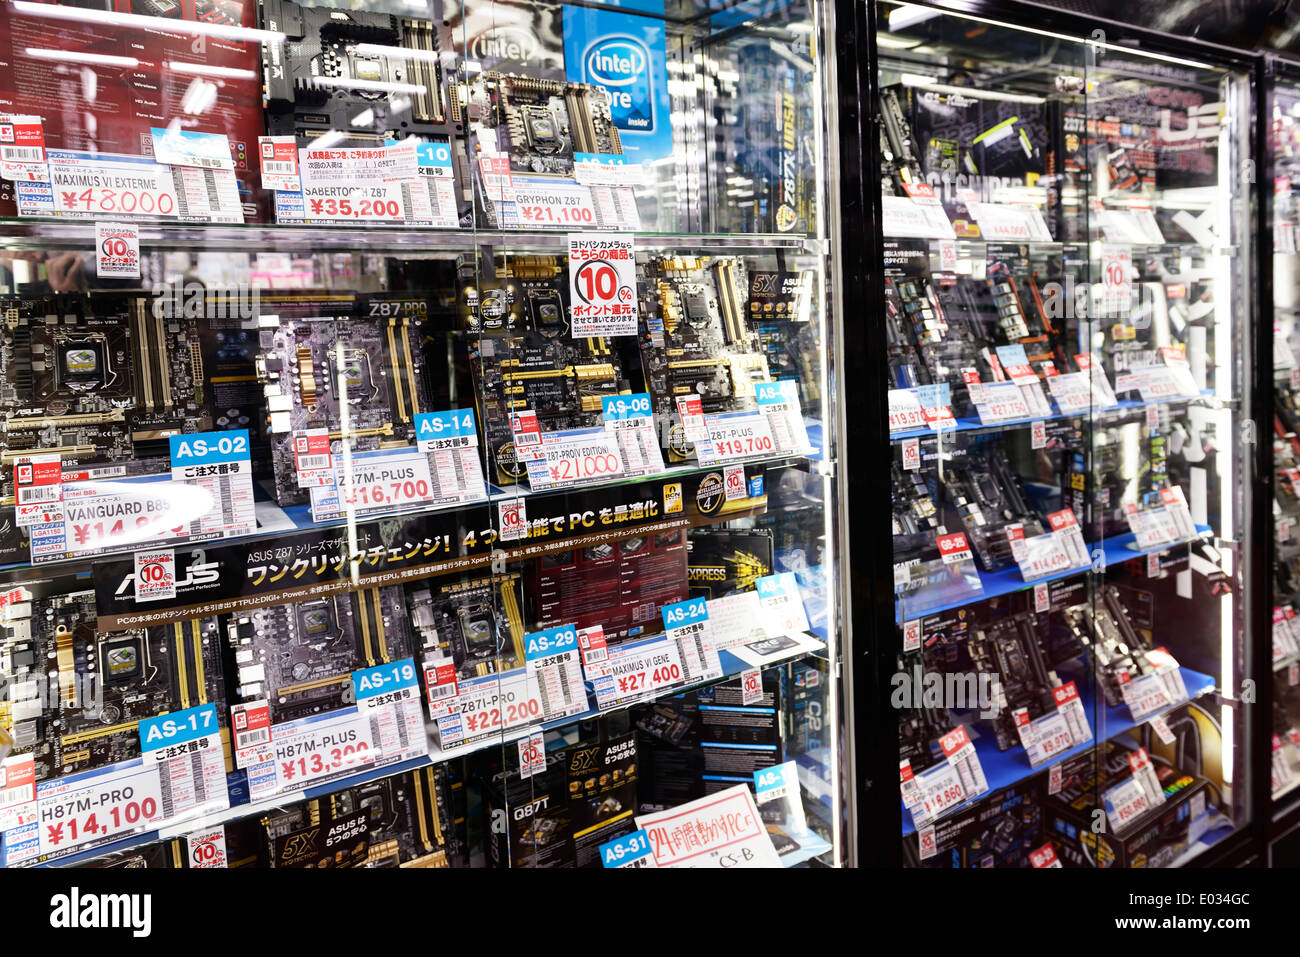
498,578,525,666
189,342,205,406
413,766,445,851
713,261,745,345
356,588,378,668
384,320,407,422
130,298,174,412
56,626,77,708
401,18,443,125
173,622,192,710
564,87,600,155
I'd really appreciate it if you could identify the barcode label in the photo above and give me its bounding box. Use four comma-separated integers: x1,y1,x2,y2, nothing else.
427,682,456,700
263,160,294,174
0,785,30,806
297,454,331,471
190,751,206,805
203,169,220,209
17,485,58,503
2,146,42,162
238,726,269,748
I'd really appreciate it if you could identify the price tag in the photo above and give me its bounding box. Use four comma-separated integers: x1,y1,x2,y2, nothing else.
31,150,227,223
132,548,176,603
416,411,487,504
510,409,544,458
1124,504,1176,550
260,711,376,798
568,234,637,337
0,755,36,832
292,429,333,487
524,624,587,721
902,438,921,471
600,828,657,868
966,202,1053,241
524,427,626,490
755,572,810,634
1052,681,1091,746
293,146,409,224
903,618,922,652
1158,486,1197,541
938,725,989,799
937,531,973,564
881,194,955,239
1031,419,1047,449
229,701,273,768
95,221,140,278
518,728,546,779
138,701,227,818
888,388,928,432
309,448,436,522
1148,715,1176,744
1046,508,1089,568
755,379,814,452
574,152,646,186
603,393,665,477
434,669,545,749
576,625,609,670
1016,531,1072,581
352,660,426,766
1147,552,1161,578
917,824,938,860
1034,582,1050,613
1029,843,1062,868
900,760,926,821
1146,647,1188,704
1120,671,1171,721
1103,775,1151,832
258,135,301,191
1021,710,1074,766
741,668,763,705
510,176,598,230
1046,371,1094,414
1127,747,1167,809
662,597,721,683
590,636,686,709
699,410,776,464
916,760,967,820
973,380,1031,424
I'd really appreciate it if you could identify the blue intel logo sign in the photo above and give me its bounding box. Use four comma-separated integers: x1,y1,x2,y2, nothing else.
583,36,654,134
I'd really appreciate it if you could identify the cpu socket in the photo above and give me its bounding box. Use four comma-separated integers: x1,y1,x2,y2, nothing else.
54,334,113,393
100,634,144,685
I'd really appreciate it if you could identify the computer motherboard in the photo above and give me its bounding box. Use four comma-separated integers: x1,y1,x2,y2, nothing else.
0,292,212,500
636,255,771,463
459,256,627,485
225,585,411,722
257,294,430,506
406,573,526,679
0,590,226,782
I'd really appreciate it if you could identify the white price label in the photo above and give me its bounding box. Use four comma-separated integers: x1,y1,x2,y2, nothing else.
700,411,776,463
524,428,626,490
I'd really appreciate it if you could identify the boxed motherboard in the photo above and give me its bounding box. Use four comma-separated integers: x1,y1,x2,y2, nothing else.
485,731,638,868
686,527,774,599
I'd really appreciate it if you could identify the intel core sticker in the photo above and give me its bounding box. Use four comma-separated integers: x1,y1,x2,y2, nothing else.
133,548,175,602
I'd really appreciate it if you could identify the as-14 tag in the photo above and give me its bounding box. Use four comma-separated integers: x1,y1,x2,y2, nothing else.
414,410,488,504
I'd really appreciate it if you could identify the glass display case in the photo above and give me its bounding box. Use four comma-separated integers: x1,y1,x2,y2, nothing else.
874,1,1260,868
0,0,852,868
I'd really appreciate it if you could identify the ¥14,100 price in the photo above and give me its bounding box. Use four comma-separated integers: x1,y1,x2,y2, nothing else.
45,798,159,847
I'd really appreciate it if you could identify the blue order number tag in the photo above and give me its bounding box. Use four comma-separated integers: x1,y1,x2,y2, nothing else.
140,703,219,752
600,828,656,868
754,380,799,408
415,409,477,444
661,596,707,629
601,393,652,421
353,658,418,700
754,761,797,804
525,624,578,662
169,429,250,467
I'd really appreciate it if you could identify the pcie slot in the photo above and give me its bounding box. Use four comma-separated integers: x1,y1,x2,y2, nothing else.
667,359,727,370
327,424,394,440
713,261,745,344
502,367,569,381
564,87,600,155
400,318,420,417
5,411,125,430
1,444,93,465
277,674,351,697
400,18,443,124
60,718,141,746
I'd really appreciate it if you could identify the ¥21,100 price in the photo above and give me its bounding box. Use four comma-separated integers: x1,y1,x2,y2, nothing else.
279,741,370,782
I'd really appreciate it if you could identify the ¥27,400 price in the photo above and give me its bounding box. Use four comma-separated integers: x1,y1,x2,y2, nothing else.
616,663,681,695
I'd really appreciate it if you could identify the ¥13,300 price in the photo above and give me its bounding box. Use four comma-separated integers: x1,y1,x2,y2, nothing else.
279,741,370,783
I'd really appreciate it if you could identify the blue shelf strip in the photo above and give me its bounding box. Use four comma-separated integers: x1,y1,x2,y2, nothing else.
896,525,1212,623
901,665,1217,837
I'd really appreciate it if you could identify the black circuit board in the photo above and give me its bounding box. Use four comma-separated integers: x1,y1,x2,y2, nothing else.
636,255,770,462
0,295,211,495
459,258,626,485
407,574,525,679
261,767,455,868
226,586,411,723
258,296,429,506
1,591,225,782
463,72,621,226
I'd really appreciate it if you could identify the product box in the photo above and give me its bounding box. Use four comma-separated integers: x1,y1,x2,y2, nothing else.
486,733,638,868
1045,742,1213,868
687,528,774,599
911,784,1043,868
